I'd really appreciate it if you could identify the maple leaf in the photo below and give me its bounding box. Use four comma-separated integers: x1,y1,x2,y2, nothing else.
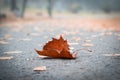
35,35,77,59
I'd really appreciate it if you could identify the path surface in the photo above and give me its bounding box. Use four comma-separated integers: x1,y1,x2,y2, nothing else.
0,16,120,80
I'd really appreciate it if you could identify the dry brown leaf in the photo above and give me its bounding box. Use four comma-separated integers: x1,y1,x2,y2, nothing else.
0,40,8,44
82,43,94,47
18,38,31,41
114,33,120,36
102,54,120,57
117,37,120,40
30,33,40,36
0,56,13,60
43,36,48,39
4,34,12,40
34,27,41,31
4,51,22,54
35,36,77,59
68,42,79,45
71,37,81,41
33,66,46,71
99,32,113,36
85,40,91,42
104,32,113,36
0,34,12,40
91,35,97,38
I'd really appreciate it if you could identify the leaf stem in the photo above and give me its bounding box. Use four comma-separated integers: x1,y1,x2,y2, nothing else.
73,48,92,53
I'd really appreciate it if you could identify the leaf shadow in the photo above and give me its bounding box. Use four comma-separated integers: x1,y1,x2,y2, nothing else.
41,57,76,60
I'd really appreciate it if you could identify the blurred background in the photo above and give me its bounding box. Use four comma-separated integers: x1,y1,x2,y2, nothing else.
0,0,120,18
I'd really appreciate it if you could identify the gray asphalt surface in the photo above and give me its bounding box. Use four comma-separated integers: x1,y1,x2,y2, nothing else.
0,23,120,80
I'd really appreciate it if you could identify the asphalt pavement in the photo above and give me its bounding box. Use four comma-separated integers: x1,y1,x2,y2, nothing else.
0,17,120,80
